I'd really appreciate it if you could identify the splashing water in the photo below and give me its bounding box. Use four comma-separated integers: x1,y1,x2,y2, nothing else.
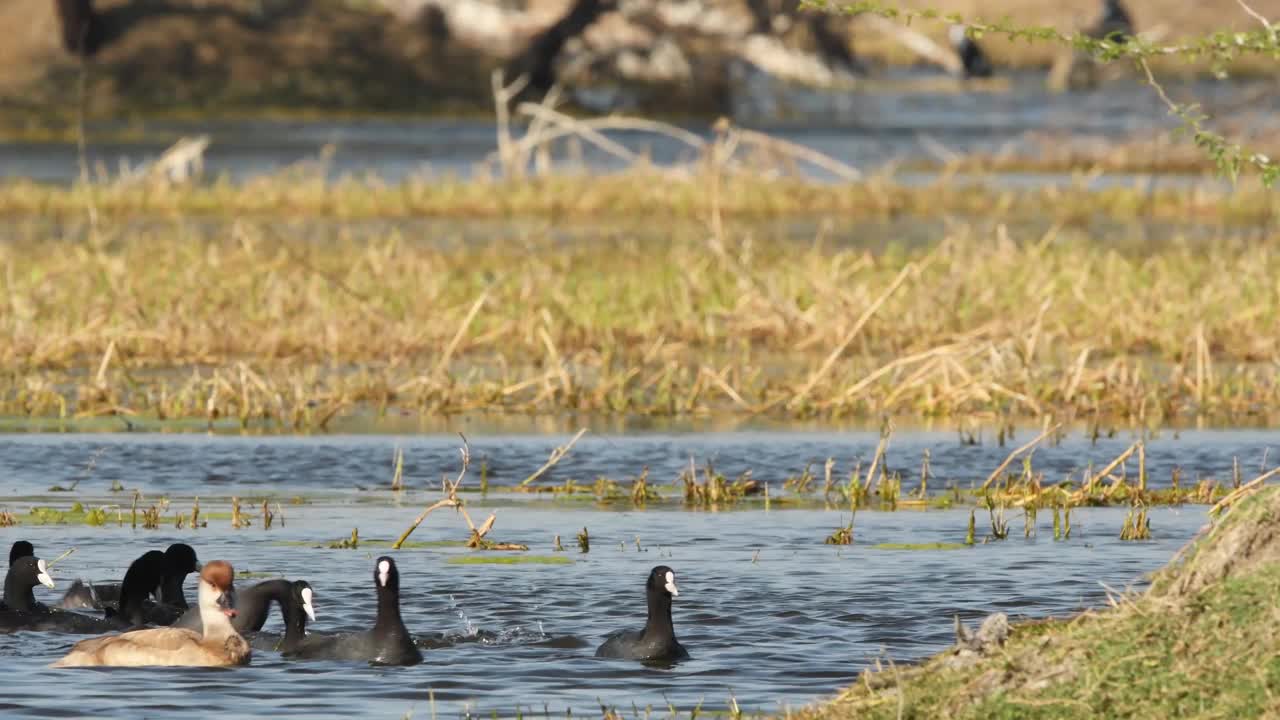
449,594,478,637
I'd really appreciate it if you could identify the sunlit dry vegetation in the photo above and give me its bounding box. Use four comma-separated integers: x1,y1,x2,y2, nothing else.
2,213,1277,427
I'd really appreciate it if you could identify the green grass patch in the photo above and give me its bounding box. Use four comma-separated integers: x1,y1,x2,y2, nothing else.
798,488,1280,719
445,555,573,565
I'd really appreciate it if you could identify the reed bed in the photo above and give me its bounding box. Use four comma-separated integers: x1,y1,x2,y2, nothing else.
2,217,1279,426
1,171,1278,223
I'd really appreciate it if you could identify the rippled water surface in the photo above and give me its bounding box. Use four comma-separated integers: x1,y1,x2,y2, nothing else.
0,428,1272,718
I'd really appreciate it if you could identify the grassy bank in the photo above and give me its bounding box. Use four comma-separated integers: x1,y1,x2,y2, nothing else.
796,486,1280,718
1,200,1278,426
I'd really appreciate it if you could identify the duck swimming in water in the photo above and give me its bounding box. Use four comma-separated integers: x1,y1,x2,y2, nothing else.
176,578,316,653
0,555,120,634
287,557,420,666
1,541,37,611
51,560,250,668
68,543,201,625
595,565,689,663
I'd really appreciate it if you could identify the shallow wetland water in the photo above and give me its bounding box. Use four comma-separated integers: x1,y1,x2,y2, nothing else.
0,428,1271,717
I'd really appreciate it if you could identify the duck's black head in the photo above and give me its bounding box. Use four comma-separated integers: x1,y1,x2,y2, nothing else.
646,565,680,599
374,556,400,593
292,580,316,623
8,541,34,565
164,543,200,576
3,556,55,611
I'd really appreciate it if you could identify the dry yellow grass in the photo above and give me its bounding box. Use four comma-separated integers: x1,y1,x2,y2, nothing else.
2,213,1277,427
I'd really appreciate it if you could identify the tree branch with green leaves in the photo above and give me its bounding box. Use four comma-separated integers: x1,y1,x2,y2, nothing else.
802,0,1280,186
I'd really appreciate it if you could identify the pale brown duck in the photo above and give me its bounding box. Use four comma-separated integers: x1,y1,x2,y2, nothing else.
51,560,250,668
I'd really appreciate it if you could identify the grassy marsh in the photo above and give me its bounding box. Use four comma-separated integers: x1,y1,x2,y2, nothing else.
2,207,1278,427
797,486,1280,719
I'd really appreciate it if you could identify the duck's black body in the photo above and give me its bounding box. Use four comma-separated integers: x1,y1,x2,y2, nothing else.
112,544,200,626
595,565,689,662
288,557,420,666
0,555,123,635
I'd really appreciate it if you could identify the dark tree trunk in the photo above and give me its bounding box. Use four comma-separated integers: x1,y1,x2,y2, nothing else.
54,0,103,57
745,0,774,34
510,0,614,93
806,15,865,76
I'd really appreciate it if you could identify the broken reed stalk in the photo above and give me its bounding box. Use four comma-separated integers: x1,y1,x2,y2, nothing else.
519,428,587,487
1085,441,1141,488
1209,466,1280,516
918,449,931,498
391,446,405,491
1138,441,1147,492
45,547,77,570
864,422,894,493
981,422,1062,491
393,433,470,550
788,263,916,410
435,290,489,377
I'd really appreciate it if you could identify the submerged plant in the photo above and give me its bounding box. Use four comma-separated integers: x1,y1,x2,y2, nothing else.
785,462,816,494
630,466,655,506
825,513,856,545
1120,505,1152,541
330,528,360,549
987,498,1009,541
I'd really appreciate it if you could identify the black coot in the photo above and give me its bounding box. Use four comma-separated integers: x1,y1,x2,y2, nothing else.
595,565,689,662
0,555,120,634
114,543,201,625
288,557,421,666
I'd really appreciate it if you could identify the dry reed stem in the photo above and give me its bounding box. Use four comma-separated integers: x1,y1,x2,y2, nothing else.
789,263,917,410
519,428,587,487
435,290,490,377
862,15,963,75
393,433,470,549
1085,442,1141,489
1209,466,1280,517
981,422,1061,491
